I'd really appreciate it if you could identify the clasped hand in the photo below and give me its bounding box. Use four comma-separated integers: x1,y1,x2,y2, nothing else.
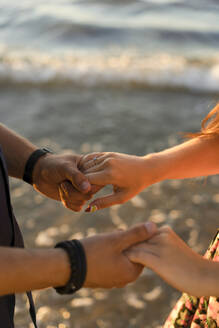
81,221,157,288
32,152,101,212
32,150,149,212
30,150,159,289
30,150,212,294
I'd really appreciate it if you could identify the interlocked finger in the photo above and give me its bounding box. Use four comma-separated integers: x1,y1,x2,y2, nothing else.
79,152,104,171
81,155,108,172
59,189,84,211
59,181,92,211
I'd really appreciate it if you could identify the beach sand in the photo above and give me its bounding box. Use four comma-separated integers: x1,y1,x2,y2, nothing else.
1,85,218,327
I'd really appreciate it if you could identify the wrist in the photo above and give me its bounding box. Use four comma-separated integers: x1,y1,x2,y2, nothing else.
23,148,53,186
141,152,167,187
201,259,219,297
32,152,53,186
182,257,219,297
54,240,87,294
53,248,71,287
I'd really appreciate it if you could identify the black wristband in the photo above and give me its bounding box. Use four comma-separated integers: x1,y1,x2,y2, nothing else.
54,240,87,295
23,148,52,185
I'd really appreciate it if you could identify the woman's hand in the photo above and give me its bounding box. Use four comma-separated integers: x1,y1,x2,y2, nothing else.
79,152,157,211
126,225,218,297
80,136,219,212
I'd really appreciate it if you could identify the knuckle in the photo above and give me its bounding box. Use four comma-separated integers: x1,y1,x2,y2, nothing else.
105,158,114,167
106,152,113,158
160,225,172,242
68,153,76,160
80,154,89,163
132,225,145,239
108,158,115,165
162,225,172,234
88,152,99,160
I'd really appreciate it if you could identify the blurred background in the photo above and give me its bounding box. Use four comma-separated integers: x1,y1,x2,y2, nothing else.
0,0,219,327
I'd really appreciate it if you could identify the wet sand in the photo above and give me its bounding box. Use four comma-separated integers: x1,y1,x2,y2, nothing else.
1,85,218,327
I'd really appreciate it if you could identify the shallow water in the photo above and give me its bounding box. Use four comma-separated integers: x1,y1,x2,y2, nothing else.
0,1,219,92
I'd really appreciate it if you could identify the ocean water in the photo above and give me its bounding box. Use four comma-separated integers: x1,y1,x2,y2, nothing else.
0,0,219,92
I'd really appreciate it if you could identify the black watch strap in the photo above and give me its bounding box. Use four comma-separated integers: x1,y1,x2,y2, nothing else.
54,240,87,295
23,148,52,185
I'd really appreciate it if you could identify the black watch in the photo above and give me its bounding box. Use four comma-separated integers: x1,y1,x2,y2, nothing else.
23,148,53,185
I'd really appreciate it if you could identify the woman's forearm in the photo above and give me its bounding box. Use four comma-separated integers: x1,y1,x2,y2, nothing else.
0,123,37,179
126,226,219,297
144,136,219,184
0,247,70,295
80,134,219,210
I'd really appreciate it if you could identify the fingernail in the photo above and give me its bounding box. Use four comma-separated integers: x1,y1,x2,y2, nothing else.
90,205,98,213
81,181,90,191
85,206,91,213
145,221,155,234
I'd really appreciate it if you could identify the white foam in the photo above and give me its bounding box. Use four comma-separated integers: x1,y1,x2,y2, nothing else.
0,49,219,93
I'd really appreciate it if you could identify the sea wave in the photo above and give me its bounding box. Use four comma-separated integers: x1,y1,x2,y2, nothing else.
0,49,219,93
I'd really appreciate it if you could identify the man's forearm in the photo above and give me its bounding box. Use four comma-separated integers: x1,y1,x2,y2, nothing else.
0,247,70,295
0,123,37,179
144,136,219,183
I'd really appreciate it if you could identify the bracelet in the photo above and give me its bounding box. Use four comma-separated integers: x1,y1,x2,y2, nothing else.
54,240,87,295
23,148,52,185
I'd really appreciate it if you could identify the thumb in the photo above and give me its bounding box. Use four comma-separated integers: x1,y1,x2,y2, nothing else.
67,167,91,194
85,191,125,212
118,222,157,251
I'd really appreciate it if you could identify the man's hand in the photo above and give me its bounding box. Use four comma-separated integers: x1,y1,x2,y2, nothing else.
81,221,157,288
32,153,95,212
